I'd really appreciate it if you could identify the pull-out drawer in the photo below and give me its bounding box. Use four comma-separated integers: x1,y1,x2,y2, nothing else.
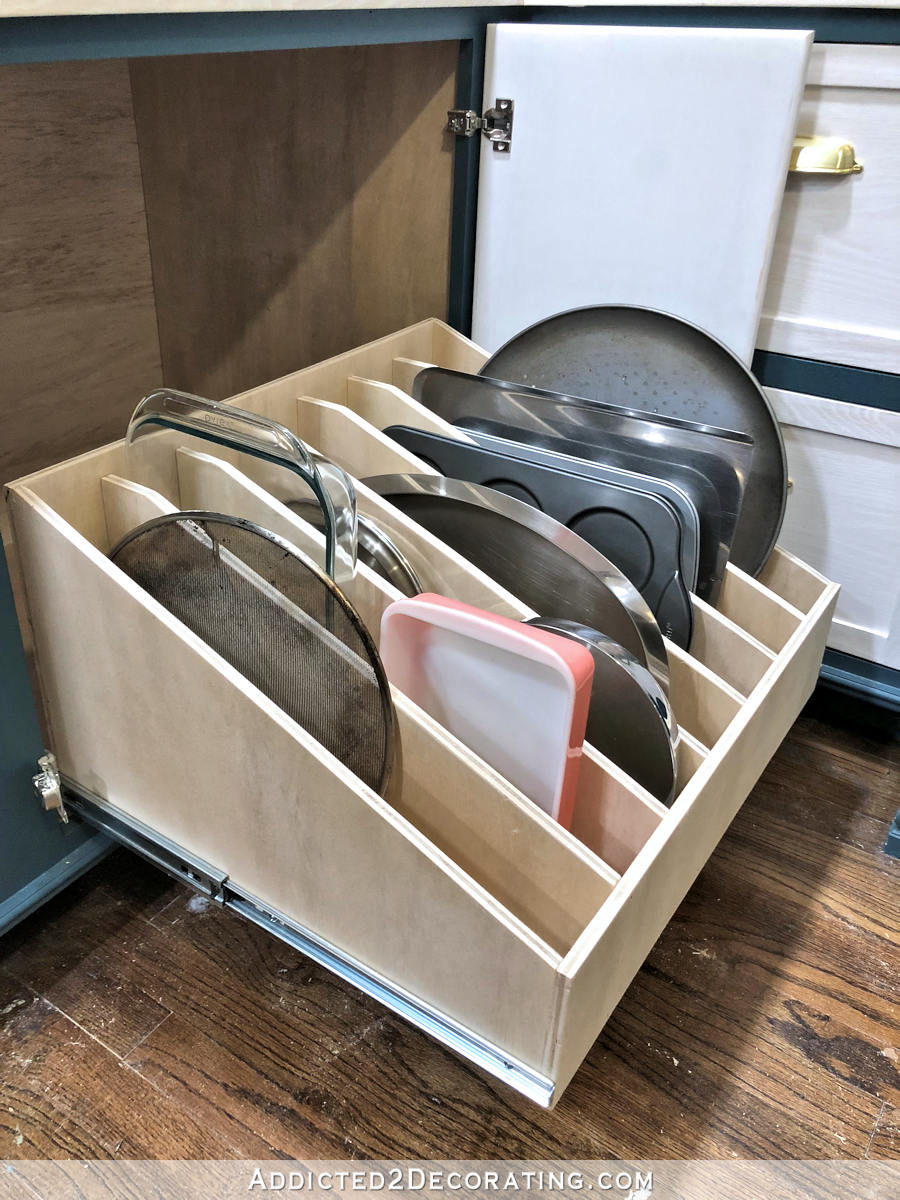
2,319,837,1108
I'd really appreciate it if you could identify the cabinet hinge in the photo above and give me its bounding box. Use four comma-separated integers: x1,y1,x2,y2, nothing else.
447,98,514,153
33,751,68,824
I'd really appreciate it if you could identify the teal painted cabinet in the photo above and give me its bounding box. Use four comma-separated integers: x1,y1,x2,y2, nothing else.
0,543,107,933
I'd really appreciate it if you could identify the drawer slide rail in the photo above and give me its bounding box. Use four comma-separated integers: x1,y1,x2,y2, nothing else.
59,776,556,1107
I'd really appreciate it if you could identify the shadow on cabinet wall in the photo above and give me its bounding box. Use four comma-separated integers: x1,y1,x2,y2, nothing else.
2,40,457,485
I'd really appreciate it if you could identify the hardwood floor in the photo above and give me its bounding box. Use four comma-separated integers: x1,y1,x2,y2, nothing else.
1,691,897,1160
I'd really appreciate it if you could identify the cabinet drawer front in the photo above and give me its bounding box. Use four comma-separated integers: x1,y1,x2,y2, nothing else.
769,387,900,670
759,44,900,373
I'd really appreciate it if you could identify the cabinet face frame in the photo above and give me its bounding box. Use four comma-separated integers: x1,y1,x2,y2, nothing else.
758,42,900,375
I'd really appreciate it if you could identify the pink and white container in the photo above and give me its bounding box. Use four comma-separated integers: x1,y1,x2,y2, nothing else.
380,594,594,829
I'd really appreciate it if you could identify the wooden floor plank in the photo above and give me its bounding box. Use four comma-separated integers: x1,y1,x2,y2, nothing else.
1,863,178,1057
124,1015,324,1159
870,1104,898,1158
0,694,896,1159
0,972,231,1159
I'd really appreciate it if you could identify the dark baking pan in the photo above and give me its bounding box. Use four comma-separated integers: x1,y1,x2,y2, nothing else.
361,473,670,692
477,304,782,575
411,366,750,603
461,418,719,603
383,426,694,649
460,425,702,592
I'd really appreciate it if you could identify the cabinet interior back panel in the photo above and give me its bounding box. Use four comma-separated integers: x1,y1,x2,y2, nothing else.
0,59,163,483
129,42,458,401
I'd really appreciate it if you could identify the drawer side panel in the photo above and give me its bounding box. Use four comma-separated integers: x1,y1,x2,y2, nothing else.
551,579,838,1097
8,485,563,1071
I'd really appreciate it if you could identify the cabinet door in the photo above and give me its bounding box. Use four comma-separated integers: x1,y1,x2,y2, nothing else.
769,389,900,672
758,44,900,374
472,22,812,363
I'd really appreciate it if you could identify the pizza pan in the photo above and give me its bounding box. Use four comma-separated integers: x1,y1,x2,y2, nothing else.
526,617,678,806
477,304,782,575
361,473,670,692
383,426,694,649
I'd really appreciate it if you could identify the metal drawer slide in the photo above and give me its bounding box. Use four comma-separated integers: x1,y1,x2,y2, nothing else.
59,776,556,1108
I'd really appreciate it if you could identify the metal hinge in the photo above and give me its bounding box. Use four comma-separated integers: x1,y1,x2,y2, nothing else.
447,98,514,153
33,752,68,824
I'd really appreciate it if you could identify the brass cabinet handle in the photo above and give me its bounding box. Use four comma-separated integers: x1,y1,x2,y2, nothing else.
790,135,863,175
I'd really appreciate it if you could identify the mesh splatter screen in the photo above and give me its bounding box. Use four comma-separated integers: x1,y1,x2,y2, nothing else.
111,513,394,796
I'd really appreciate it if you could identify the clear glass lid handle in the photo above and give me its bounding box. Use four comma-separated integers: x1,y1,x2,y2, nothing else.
127,389,357,583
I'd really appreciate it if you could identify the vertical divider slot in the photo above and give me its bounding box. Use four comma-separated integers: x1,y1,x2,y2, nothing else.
717,565,805,653
675,730,709,796
666,642,745,749
690,595,777,696
296,397,437,478
571,746,665,877
95,451,622,959
346,376,475,441
393,357,434,395
755,545,830,614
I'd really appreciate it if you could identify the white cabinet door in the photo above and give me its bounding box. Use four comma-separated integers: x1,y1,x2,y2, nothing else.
758,44,900,374
472,23,812,363
769,388,900,670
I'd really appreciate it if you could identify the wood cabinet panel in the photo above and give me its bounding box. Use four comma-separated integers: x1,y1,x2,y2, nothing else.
0,59,163,483
129,42,457,400
769,386,900,670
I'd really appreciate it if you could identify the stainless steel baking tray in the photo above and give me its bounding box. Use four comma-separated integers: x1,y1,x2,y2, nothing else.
383,426,694,649
412,366,751,604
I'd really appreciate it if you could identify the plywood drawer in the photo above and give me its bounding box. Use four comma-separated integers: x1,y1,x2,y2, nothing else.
2,319,837,1107
759,43,900,373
